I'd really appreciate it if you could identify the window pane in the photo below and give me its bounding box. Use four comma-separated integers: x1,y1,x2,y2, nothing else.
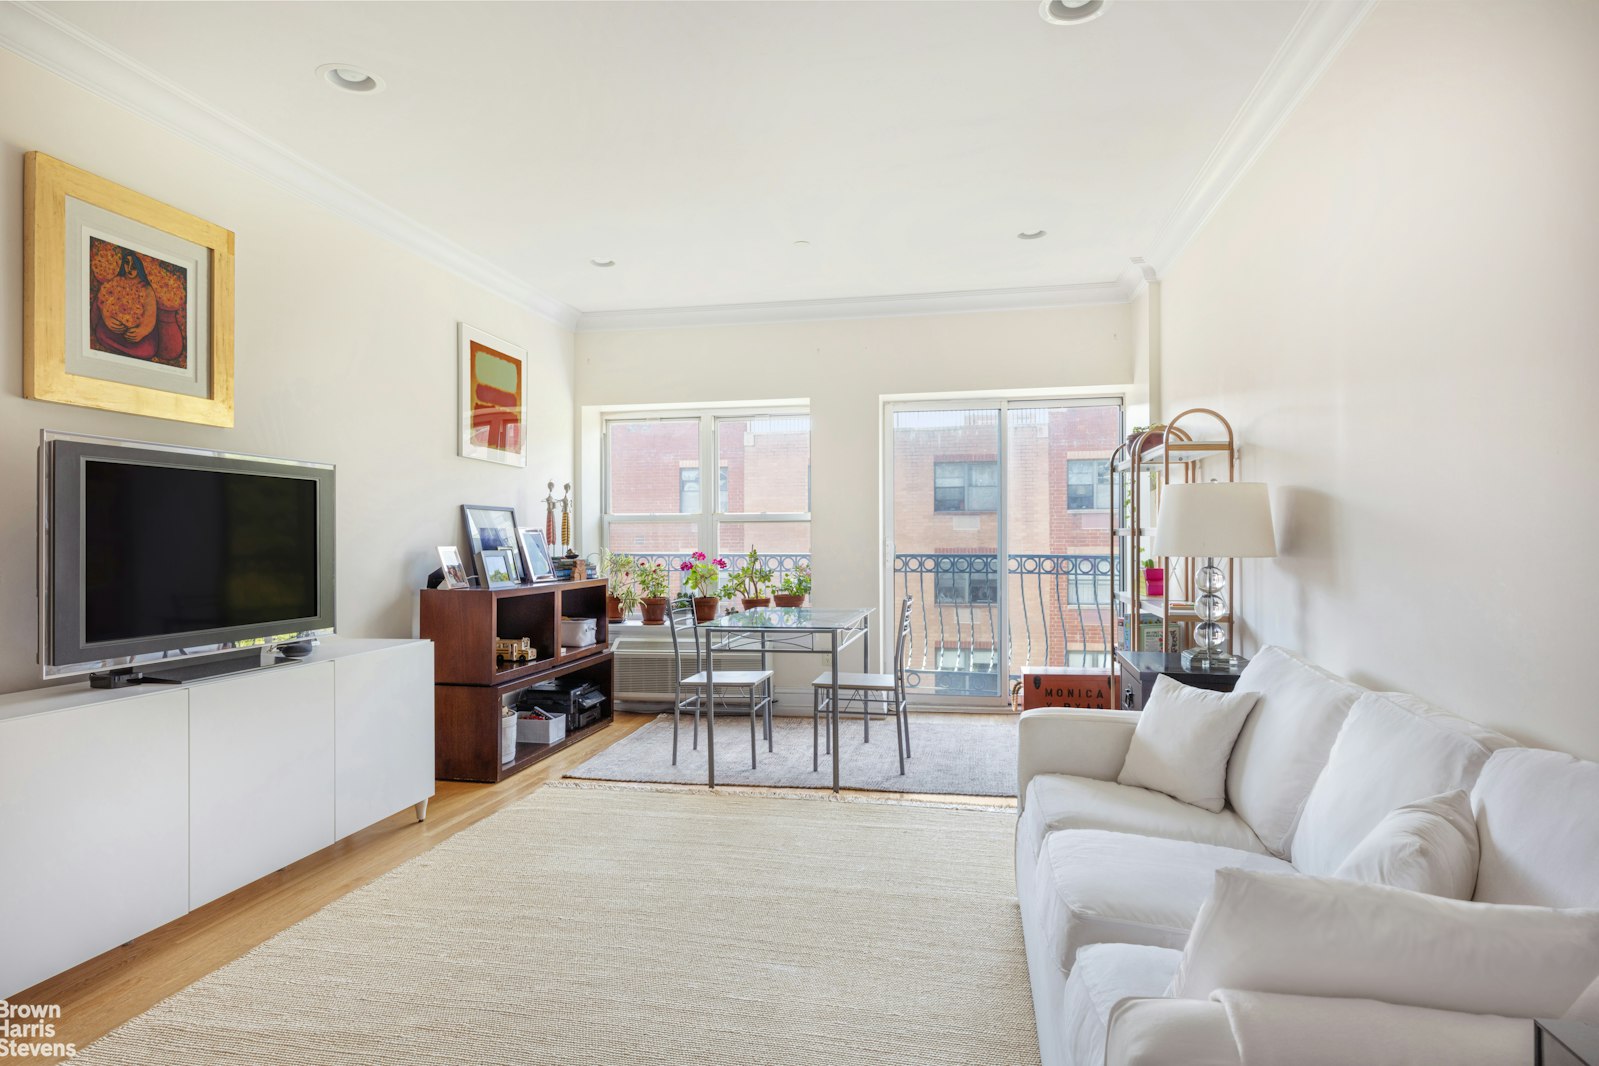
604,521,702,598
966,485,1000,512
968,462,999,487
717,521,811,589
718,415,811,514
607,420,701,515
679,467,702,514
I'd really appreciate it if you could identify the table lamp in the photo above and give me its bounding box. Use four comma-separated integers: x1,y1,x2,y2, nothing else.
1151,481,1276,670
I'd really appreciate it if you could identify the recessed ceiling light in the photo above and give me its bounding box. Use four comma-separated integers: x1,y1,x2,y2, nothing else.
1018,230,1047,240
1039,0,1109,25
793,240,811,247
590,258,616,268
317,63,384,94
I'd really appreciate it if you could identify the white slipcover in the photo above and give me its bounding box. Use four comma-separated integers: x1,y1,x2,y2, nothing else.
1062,944,1183,1066
1472,746,1599,908
1290,691,1514,876
1035,830,1291,971
1225,646,1365,857
1117,678,1259,812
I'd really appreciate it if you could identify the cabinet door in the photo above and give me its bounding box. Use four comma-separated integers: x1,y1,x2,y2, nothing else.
334,641,435,839
189,662,335,909
0,689,189,998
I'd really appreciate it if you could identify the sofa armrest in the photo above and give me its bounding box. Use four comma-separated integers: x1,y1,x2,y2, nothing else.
1017,708,1139,809
1105,994,1532,1066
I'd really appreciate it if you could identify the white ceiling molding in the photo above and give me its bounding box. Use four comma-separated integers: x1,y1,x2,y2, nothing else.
575,279,1137,333
0,1,580,330
1139,0,1375,278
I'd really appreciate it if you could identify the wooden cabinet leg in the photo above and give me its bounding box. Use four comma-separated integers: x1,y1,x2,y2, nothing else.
414,798,429,823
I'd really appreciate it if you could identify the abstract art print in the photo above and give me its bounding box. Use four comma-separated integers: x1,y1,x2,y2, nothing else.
24,152,234,427
458,324,527,467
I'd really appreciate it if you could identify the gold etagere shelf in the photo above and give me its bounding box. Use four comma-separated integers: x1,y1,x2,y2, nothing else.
1108,408,1238,666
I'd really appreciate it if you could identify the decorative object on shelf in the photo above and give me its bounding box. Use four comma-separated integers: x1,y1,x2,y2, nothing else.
726,547,775,610
457,323,526,466
1142,556,1165,597
518,527,552,580
500,707,517,764
544,481,558,546
436,546,471,589
571,554,588,580
477,548,520,590
560,616,598,650
773,561,811,607
23,152,235,427
462,504,524,583
559,483,572,553
1152,481,1276,670
637,559,670,624
604,551,639,621
680,550,728,621
495,637,537,664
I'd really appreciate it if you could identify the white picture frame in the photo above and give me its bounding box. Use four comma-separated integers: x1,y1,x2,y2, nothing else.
457,323,528,467
436,546,471,589
477,549,520,590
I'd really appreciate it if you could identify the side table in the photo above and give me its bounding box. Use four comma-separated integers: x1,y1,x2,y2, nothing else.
1538,1019,1599,1065
1115,650,1249,711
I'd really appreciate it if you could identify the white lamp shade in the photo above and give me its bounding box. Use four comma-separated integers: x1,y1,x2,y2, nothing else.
1152,482,1277,559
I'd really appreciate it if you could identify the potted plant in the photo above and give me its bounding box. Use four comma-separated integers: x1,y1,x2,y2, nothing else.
1142,553,1165,597
726,546,774,609
772,562,811,608
636,559,670,625
679,551,729,622
603,551,637,622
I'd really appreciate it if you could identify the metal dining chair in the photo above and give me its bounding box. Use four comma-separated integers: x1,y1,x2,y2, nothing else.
810,595,914,775
667,605,776,769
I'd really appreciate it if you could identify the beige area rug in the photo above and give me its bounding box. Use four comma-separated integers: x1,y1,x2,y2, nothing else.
74,785,1039,1066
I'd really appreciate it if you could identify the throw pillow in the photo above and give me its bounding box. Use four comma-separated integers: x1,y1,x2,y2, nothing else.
1117,676,1260,813
1333,789,1479,899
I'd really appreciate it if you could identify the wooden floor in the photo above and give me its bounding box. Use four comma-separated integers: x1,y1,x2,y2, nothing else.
13,710,1016,1061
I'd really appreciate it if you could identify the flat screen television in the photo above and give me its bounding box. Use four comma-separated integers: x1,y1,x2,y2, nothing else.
40,432,336,681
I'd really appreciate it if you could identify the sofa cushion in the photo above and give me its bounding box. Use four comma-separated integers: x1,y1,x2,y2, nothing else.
1062,944,1183,1066
1018,774,1268,870
1036,829,1293,974
1226,646,1365,857
1172,868,1599,1021
1290,691,1515,876
1473,747,1599,908
1118,677,1260,813
1332,789,1479,898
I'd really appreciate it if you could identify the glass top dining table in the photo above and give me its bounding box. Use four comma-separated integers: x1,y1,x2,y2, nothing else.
698,607,874,791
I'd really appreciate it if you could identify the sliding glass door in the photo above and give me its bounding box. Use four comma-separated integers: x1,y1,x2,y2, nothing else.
885,398,1121,707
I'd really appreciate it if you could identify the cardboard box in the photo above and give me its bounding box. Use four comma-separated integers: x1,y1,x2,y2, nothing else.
1015,667,1116,711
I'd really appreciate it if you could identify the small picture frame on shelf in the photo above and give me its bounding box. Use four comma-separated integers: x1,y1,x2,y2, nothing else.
463,504,524,583
437,545,471,589
477,548,520,590
518,527,552,580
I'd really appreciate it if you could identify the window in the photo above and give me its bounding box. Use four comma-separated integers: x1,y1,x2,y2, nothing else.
1066,572,1114,606
934,644,998,673
1066,458,1111,511
934,569,999,605
933,460,999,512
605,410,811,594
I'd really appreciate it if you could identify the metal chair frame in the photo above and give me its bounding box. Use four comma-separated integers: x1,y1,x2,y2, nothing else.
667,606,775,770
811,595,914,775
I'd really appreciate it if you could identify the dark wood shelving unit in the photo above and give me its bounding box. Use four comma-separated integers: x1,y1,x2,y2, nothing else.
421,578,614,783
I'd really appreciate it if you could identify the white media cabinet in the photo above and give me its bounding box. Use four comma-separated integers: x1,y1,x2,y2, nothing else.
0,637,434,998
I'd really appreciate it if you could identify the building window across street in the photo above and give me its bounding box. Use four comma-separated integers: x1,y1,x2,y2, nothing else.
933,460,999,512
1066,458,1110,511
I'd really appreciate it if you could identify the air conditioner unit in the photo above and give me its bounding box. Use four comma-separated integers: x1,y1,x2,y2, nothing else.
611,629,766,708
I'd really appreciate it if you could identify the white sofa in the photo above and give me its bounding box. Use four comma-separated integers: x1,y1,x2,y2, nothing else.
1015,646,1599,1066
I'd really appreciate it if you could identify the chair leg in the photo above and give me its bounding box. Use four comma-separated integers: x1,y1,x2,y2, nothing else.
693,694,700,751
863,692,870,744
812,687,820,772
672,699,681,766
901,695,911,758
748,688,758,769
765,680,774,752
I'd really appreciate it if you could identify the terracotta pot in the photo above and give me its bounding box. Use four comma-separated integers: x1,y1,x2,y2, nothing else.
693,596,720,623
606,595,623,623
640,596,669,625
772,593,805,608
741,597,771,610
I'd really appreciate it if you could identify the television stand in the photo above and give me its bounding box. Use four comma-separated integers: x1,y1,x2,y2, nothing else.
89,669,181,689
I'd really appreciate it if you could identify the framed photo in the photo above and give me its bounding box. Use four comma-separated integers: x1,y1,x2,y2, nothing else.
462,504,524,583
436,546,471,589
24,152,235,427
458,323,527,466
476,549,520,590
519,527,553,580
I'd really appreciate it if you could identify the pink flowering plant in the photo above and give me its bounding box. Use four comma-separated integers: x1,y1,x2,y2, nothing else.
679,551,729,597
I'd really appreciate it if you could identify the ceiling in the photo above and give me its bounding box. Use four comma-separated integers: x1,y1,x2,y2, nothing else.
28,0,1322,322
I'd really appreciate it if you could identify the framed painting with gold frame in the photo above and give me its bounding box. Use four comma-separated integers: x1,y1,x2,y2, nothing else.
23,152,235,427
458,323,527,467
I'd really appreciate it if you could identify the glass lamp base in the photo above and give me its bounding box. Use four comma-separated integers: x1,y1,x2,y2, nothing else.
1181,648,1244,671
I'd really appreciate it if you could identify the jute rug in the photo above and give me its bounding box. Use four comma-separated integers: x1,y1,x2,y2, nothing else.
568,713,1019,796
74,785,1038,1065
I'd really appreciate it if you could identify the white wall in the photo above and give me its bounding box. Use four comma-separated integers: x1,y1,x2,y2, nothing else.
1159,1,1599,758
574,305,1132,679
0,50,573,694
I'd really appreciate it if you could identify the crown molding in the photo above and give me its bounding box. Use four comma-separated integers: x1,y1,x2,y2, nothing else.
575,279,1136,333
1140,0,1375,278
0,1,580,330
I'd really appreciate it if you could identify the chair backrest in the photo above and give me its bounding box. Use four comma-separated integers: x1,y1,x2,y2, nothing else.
892,595,913,684
665,606,701,703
